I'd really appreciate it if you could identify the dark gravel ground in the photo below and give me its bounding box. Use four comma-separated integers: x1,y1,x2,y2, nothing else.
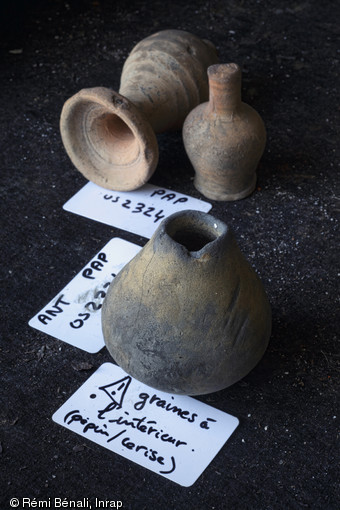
1,1,339,509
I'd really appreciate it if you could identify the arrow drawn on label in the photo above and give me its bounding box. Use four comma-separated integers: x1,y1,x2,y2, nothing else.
98,375,132,411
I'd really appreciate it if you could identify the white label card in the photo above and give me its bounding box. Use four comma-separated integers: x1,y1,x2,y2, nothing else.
53,363,239,487
28,238,141,353
63,182,212,238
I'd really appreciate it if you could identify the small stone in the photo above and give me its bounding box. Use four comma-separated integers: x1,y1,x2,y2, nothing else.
71,361,94,371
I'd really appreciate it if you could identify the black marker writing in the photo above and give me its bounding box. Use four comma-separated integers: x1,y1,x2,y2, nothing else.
159,456,176,475
134,392,197,424
98,376,132,414
64,410,109,437
38,294,70,325
103,194,166,224
200,417,217,430
69,279,114,329
108,431,176,474
150,189,188,205
104,412,187,447
107,428,126,443
82,252,108,280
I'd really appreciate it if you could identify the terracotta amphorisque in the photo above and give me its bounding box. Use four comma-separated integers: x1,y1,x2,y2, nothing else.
183,63,266,201
60,30,218,191
102,210,272,395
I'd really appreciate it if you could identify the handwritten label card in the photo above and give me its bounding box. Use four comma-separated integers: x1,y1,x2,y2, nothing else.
28,238,141,353
63,182,212,238
53,363,239,487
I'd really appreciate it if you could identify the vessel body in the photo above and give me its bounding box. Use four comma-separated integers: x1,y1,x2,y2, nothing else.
102,210,272,395
60,30,218,191
183,63,266,201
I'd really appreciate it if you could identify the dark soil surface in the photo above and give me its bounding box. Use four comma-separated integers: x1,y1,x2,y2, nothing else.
1,1,339,509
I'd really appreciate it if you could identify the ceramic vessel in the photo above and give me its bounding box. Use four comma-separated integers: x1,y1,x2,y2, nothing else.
60,30,218,191
102,210,271,395
183,63,266,201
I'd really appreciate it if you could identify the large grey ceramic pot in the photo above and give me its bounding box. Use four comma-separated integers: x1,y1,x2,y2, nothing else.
102,210,271,395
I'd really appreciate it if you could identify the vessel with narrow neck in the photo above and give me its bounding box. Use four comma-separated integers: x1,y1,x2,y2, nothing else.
183,63,267,201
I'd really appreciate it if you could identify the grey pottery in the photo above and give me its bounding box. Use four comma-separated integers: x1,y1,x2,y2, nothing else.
102,210,271,395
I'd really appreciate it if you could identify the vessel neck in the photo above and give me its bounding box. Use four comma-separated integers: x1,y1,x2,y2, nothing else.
208,63,242,114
